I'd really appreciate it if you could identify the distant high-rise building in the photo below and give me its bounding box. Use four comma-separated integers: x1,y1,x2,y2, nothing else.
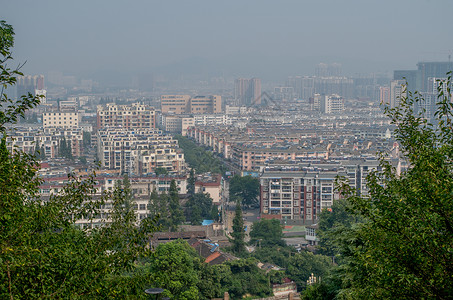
416,62,453,92
316,63,342,77
43,112,79,129
300,77,315,100
379,86,390,105
394,70,417,95
287,76,315,100
395,62,453,94
320,94,344,114
161,95,191,114
328,63,342,77
189,95,222,114
309,93,322,111
16,75,44,98
389,80,407,108
316,63,328,77
234,78,261,106
314,77,353,99
419,77,451,122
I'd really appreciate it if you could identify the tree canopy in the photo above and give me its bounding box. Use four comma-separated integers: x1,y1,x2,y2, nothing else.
174,134,226,174
316,76,453,299
229,175,260,207
0,21,158,298
230,200,246,255
250,218,285,247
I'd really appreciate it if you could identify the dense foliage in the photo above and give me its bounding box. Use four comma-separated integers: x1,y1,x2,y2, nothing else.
0,21,158,298
229,175,260,207
120,240,274,299
58,136,73,159
148,179,184,231
250,218,285,247
185,169,219,225
316,198,361,257
312,77,453,299
174,134,226,174
230,200,246,255
186,191,218,225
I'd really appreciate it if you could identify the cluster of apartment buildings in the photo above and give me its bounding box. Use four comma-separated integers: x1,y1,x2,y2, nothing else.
96,127,186,175
258,158,393,223
183,102,405,223
38,164,223,229
187,115,395,171
7,126,85,158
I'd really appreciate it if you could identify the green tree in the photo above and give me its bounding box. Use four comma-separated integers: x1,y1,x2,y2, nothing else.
316,198,362,256
40,144,46,160
230,200,246,255
66,138,73,160
82,130,91,148
250,218,285,247
112,174,135,222
188,168,196,196
222,258,273,299
187,191,214,225
169,179,184,231
333,76,453,299
302,281,337,300
33,142,42,160
286,251,333,291
145,240,201,299
0,21,158,298
59,136,67,157
58,136,72,159
158,191,172,230
154,166,168,176
251,245,295,269
174,134,226,174
148,188,170,230
229,175,260,207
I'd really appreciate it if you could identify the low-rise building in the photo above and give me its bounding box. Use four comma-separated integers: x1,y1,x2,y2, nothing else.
195,173,223,204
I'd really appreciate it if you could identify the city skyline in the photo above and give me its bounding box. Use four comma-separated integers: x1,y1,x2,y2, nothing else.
3,0,453,85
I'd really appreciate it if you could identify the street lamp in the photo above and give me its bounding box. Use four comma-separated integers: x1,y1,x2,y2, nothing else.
145,288,164,300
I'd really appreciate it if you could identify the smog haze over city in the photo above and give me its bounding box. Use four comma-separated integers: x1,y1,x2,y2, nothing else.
2,1,453,298
4,0,453,85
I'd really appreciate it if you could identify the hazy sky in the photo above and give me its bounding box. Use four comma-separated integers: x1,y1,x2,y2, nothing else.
3,0,453,82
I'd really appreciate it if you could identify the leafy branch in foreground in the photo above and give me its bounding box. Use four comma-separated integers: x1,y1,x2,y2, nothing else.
0,21,159,298
329,75,453,299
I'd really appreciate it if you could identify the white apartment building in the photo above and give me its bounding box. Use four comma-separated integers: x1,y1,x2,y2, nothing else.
97,128,186,175
260,171,341,222
7,127,84,158
389,80,407,109
39,175,189,229
193,114,233,126
96,102,155,130
320,94,344,114
43,111,79,129
160,114,195,135
260,159,381,222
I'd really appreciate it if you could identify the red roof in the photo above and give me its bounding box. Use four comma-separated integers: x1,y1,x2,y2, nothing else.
40,162,50,169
